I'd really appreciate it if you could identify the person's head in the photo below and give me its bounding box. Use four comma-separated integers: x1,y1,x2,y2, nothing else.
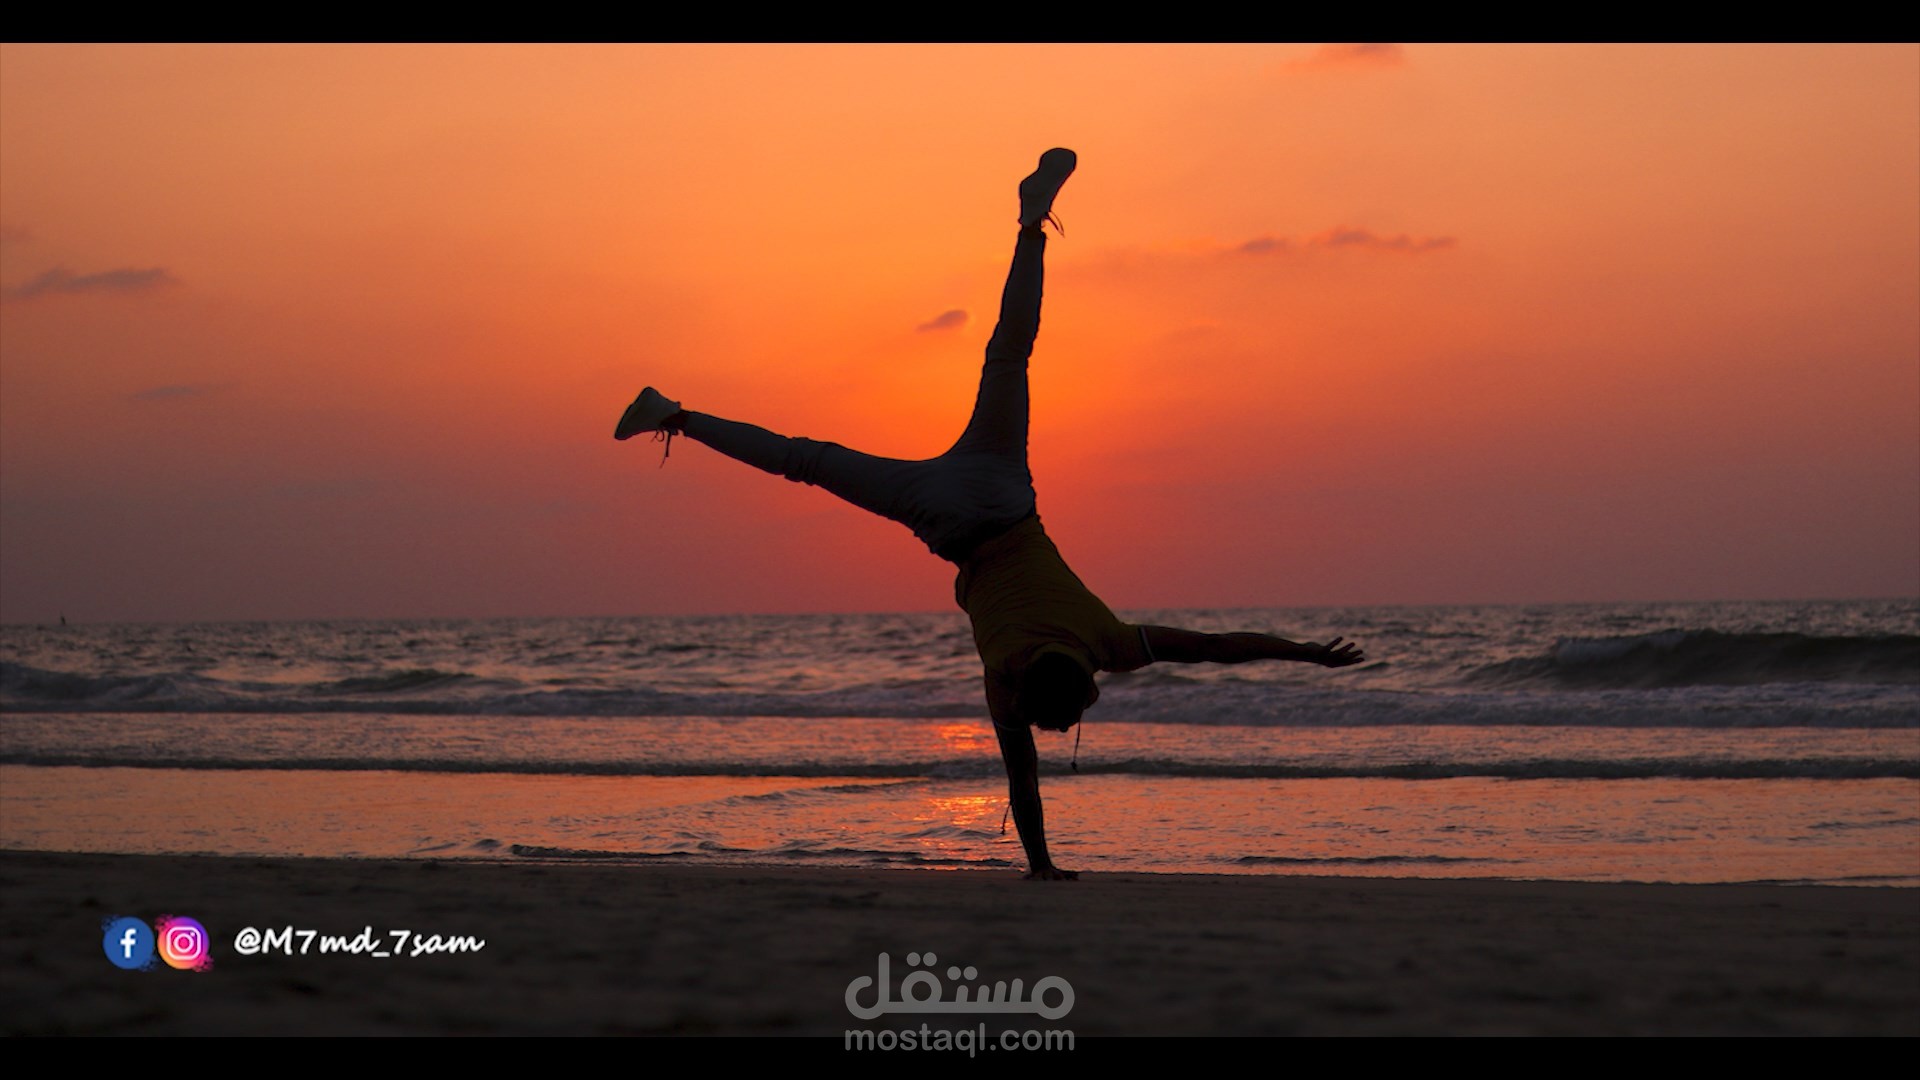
1014,651,1095,732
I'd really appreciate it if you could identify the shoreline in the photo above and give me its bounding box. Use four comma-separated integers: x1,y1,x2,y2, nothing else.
5,850,1916,1036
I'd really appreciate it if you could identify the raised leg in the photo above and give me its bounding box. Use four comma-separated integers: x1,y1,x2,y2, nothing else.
946,225,1045,462
679,411,928,528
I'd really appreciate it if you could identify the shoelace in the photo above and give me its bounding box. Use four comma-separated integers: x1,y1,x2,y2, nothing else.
996,721,1086,836
653,428,674,467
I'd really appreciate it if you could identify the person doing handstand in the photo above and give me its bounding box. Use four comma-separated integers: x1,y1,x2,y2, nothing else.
616,149,1364,879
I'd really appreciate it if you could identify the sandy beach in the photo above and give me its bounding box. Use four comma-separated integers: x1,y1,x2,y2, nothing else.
3,851,1914,1037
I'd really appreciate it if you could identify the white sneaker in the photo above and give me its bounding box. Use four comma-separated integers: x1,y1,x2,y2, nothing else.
1018,148,1077,231
614,387,681,441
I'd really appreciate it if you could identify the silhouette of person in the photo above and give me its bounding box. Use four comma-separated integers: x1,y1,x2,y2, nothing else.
617,150,1364,879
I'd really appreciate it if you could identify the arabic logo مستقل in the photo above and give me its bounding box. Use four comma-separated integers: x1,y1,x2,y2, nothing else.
845,951,1073,1021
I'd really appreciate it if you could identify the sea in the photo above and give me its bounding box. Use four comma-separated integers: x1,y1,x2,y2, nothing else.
3,599,1915,885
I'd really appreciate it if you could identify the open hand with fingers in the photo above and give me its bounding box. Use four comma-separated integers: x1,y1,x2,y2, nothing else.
1310,637,1366,667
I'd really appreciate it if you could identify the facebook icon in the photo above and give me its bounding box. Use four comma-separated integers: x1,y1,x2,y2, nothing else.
103,916,155,970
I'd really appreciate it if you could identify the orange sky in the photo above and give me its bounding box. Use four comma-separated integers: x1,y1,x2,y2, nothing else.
2,44,1915,622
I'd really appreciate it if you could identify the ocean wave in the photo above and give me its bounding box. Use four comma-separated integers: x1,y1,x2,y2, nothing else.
5,657,1915,729
0,662,212,705
503,843,1011,867
1806,816,1920,831
1233,854,1513,866
309,668,479,695
0,660,984,719
1463,630,1920,689
6,750,1911,781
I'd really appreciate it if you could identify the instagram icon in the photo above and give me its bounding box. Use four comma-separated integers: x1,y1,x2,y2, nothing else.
156,916,212,972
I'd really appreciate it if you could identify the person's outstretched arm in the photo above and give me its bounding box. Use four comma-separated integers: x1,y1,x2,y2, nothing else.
1140,627,1365,667
993,716,1077,880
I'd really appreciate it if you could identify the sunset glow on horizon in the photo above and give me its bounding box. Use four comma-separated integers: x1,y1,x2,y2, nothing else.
2,43,1915,622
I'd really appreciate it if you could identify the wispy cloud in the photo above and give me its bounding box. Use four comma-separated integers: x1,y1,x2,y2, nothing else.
131,383,219,402
3,265,177,301
0,225,29,249
1308,227,1455,254
1237,236,1292,256
916,308,968,333
1235,227,1456,257
1285,43,1407,73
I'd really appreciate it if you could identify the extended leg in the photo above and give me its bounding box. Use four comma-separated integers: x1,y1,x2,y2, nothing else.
617,387,927,526
946,225,1045,461
947,146,1075,461
678,411,927,528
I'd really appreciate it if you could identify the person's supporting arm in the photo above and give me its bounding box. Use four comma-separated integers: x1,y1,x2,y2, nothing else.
992,705,1078,881
1140,626,1365,667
